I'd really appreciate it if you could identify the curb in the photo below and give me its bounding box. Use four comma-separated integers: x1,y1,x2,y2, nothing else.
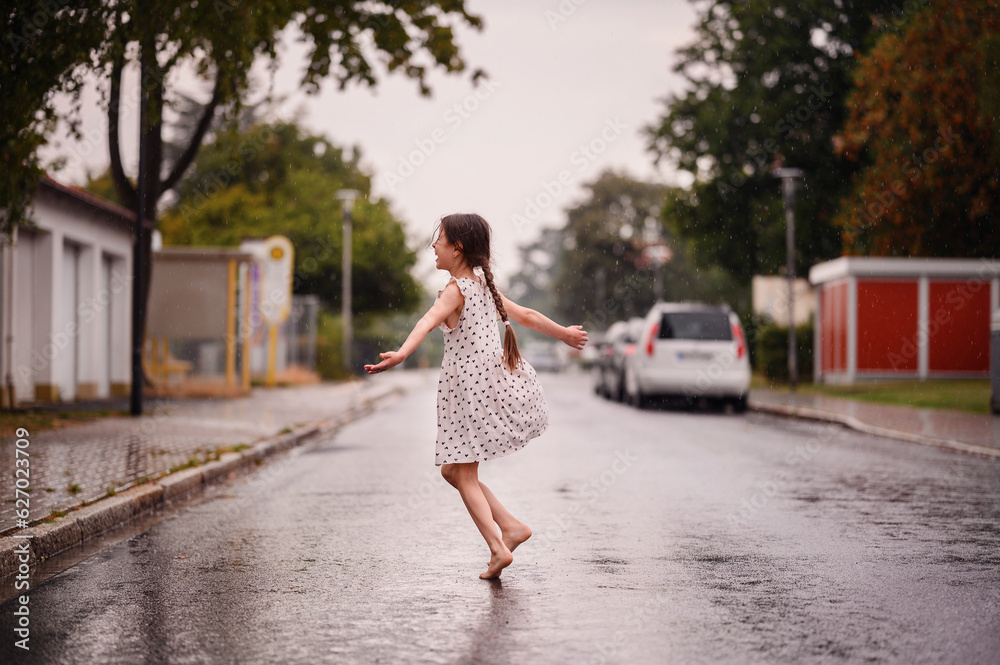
0,383,407,580
750,400,1000,459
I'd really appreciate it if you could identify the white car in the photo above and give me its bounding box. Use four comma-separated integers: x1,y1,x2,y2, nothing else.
622,303,751,411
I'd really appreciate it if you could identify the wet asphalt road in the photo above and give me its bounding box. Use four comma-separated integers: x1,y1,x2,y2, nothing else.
3,370,1000,665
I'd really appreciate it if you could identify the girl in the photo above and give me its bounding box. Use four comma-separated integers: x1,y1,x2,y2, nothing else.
365,213,588,579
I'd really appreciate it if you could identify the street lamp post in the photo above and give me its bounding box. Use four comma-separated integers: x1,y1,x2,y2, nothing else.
336,190,359,374
773,167,804,391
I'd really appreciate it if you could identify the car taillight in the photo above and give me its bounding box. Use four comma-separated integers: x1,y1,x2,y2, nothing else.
646,322,659,356
625,343,636,357
731,321,746,359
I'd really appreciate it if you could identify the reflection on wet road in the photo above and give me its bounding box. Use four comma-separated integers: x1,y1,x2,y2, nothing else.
3,371,999,664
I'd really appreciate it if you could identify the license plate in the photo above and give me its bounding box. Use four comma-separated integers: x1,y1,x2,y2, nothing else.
676,351,715,362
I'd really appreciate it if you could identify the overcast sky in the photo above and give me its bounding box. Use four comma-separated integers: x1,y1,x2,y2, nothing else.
45,0,699,287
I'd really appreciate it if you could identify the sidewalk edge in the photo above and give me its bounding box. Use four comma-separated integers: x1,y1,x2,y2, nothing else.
750,400,1000,459
0,383,408,580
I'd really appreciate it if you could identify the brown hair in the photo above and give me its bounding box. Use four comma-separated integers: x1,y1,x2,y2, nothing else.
437,213,522,372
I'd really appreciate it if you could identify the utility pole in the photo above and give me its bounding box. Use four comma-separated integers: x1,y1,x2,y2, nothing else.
336,190,359,374
773,167,804,391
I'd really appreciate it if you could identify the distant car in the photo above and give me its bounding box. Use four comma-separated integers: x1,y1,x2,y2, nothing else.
522,342,567,372
622,303,750,411
577,336,601,369
594,317,643,401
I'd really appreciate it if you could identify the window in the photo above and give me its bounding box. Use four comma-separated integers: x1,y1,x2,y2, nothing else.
659,312,732,341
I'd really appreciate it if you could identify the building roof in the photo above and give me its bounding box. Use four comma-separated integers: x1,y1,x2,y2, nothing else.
154,247,257,263
810,256,1000,285
38,176,155,233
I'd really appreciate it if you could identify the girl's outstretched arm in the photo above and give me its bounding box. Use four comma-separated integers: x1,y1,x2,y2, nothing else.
365,282,464,373
500,294,588,350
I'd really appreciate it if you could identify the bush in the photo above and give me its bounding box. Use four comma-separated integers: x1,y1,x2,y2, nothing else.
756,321,814,383
741,311,764,371
315,310,352,381
315,307,437,380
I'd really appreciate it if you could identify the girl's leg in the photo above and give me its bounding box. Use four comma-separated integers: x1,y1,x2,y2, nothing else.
477,482,532,552
441,462,513,579
440,465,532,552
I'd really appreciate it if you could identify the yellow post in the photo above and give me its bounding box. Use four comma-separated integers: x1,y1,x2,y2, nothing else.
266,324,278,387
225,259,237,387
158,338,167,385
162,339,170,385
241,263,251,390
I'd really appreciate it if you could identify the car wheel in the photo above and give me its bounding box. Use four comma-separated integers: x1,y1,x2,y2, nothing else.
624,368,647,409
613,373,625,402
732,395,748,413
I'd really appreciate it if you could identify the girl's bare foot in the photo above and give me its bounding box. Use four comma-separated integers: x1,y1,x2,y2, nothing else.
502,522,532,553
480,547,514,579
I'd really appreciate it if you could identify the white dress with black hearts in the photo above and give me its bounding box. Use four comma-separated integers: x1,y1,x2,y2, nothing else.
435,275,549,466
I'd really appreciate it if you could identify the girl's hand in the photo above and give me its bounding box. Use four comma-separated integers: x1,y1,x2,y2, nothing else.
562,325,589,350
365,351,403,374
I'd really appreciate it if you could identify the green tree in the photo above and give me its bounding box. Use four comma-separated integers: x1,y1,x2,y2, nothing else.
3,0,483,343
507,227,562,344
550,171,738,330
834,0,1000,256
2,1,112,231
159,121,421,314
645,0,898,282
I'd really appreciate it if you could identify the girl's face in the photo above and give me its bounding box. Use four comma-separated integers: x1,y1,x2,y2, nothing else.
432,228,462,272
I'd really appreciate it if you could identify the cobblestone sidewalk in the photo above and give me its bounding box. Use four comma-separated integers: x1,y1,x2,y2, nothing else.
1,371,433,533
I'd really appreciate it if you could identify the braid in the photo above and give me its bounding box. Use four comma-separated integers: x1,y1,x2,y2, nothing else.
481,265,507,320
481,265,522,372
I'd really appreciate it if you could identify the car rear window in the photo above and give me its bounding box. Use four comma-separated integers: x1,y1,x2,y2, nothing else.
658,312,732,341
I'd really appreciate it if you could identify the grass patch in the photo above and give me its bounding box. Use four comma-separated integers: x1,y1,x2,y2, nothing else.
756,376,991,414
169,457,201,474
0,408,128,437
67,483,82,495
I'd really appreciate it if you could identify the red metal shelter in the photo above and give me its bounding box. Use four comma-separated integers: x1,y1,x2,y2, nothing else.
809,257,1000,384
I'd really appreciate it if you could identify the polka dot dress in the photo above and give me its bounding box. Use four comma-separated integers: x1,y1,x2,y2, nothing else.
435,275,549,466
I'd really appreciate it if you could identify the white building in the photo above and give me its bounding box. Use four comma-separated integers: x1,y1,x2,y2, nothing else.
0,177,139,405
752,275,816,327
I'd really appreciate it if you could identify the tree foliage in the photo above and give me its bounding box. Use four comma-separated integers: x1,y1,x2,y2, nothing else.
159,121,421,314
2,0,112,231
834,0,1000,256
3,0,484,223
645,0,898,281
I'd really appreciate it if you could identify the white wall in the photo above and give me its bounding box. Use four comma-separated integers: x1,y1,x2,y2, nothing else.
2,190,133,403
752,276,816,327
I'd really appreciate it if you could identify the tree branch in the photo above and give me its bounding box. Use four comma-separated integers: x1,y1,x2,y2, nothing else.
107,51,136,210
160,73,224,194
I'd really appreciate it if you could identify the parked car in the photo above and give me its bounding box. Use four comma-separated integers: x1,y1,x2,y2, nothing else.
593,321,624,398
594,317,644,401
622,303,750,411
